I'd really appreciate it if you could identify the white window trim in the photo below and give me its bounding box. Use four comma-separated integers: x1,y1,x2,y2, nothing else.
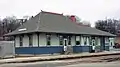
46,34,51,46
75,36,81,45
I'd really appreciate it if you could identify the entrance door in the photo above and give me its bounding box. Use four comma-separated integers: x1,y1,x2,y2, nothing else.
91,37,101,52
63,38,68,46
91,37,96,52
109,38,114,51
63,38,68,54
91,39,95,50
63,37,73,54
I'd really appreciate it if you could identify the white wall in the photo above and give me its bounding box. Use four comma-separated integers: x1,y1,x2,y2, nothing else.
81,36,84,46
51,34,59,46
39,33,46,46
81,36,91,46
15,35,29,47
86,37,89,46
33,34,38,47
15,36,20,47
39,33,77,46
23,35,29,47
15,33,60,47
71,35,75,46
89,37,92,46
15,33,97,47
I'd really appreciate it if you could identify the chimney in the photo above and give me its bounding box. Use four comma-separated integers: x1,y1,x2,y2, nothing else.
69,15,76,22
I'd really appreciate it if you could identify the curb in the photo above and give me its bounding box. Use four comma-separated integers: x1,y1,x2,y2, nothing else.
0,52,120,64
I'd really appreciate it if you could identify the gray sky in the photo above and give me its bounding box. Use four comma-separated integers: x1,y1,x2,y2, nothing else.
0,0,120,26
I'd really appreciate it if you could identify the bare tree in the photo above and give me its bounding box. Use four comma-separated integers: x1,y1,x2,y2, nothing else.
95,19,120,35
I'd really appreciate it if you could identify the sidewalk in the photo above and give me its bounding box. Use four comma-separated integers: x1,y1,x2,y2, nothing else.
0,51,120,64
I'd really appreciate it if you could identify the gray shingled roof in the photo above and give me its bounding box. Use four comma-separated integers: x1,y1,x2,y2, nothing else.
5,11,115,36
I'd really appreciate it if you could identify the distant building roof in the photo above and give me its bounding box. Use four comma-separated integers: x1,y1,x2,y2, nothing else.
5,11,115,37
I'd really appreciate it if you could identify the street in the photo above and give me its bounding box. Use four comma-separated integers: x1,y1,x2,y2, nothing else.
59,61,120,67
0,61,120,67
0,54,120,67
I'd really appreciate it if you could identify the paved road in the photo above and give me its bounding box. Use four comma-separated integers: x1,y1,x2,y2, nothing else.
0,61,67,67
58,61,120,67
1,61,120,67
1,54,120,67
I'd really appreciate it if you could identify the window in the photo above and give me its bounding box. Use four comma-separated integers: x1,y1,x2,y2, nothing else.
19,35,23,47
37,33,39,47
83,37,87,45
89,37,92,45
59,35,63,45
105,37,109,43
111,42,112,46
68,36,71,45
28,34,33,47
46,34,51,45
75,36,80,45
96,37,100,46
105,37,109,46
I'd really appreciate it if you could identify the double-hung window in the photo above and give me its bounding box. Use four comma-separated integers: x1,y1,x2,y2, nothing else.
68,36,71,45
83,37,87,45
105,37,109,46
59,35,63,45
75,36,80,45
46,34,51,46
19,35,23,47
28,34,33,47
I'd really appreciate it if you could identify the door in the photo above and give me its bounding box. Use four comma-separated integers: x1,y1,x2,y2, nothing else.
91,39,95,50
63,37,73,54
63,38,68,54
63,38,68,46
109,38,114,50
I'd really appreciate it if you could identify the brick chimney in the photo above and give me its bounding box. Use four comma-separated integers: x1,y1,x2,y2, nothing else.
69,15,76,22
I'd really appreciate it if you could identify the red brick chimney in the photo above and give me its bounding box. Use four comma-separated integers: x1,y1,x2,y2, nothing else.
69,15,76,22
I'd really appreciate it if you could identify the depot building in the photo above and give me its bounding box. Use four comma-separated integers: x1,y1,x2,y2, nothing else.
5,11,115,54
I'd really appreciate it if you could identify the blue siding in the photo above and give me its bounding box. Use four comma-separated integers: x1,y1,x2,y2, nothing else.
73,46,82,53
82,46,92,52
15,46,93,54
15,46,63,54
73,46,92,53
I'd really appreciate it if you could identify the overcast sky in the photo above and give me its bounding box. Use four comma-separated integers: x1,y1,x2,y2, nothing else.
0,0,120,26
